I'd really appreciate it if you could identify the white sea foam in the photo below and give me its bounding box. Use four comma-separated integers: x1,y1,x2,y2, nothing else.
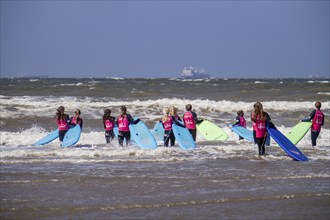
1,125,329,164
1,95,329,119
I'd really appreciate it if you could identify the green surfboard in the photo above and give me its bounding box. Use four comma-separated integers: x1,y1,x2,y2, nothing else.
196,120,229,141
285,121,312,145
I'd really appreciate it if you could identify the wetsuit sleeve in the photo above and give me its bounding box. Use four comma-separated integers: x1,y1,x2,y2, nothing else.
128,114,140,124
80,118,83,129
193,111,203,125
301,110,315,122
265,112,275,128
233,116,240,126
172,116,185,128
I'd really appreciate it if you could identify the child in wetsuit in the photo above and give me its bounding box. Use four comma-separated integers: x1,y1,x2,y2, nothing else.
69,109,83,128
162,107,176,147
183,104,203,141
302,101,325,147
55,106,70,143
116,105,140,147
103,109,116,143
233,110,246,140
251,102,273,156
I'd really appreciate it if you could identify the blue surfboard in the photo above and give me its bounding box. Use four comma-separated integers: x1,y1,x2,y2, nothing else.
129,120,158,149
113,126,119,137
267,127,308,161
151,121,164,142
33,129,59,146
231,126,254,142
172,124,196,150
62,125,81,147
265,133,270,146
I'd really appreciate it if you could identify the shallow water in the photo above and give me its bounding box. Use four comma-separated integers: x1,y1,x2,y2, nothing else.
1,78,329,219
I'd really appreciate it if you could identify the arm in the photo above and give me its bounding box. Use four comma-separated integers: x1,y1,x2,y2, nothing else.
192,112,203,125
301,110,315,122
232,116,240,126
172,116,186,128
127,114,140,124
265,112,275,128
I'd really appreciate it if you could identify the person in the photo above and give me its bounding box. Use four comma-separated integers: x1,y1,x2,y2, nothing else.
162,107,176,147
116,105,140,147
69,109,83,128
250,102,259,144
103,109,116,144
232,110,246,140
251,102,274,156
183,104,203,141
302,101,325,147
55,106,70,144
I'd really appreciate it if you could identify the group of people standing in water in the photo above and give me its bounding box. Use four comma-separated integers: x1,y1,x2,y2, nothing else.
55,101,325,155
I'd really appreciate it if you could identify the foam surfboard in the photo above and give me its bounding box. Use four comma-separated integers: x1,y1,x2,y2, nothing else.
113,126,119,137
172,124,196,150
33,129,59,146
285,121,312,145
129,120,158,149
265,133,270,146
231,126,254,142
267,127,308,161
151,121,164,142
62,125,81,147
196,120,228,141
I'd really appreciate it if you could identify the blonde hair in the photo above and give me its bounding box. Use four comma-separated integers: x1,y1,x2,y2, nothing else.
170,106,177,116
253,102,265,121
162,107,170,122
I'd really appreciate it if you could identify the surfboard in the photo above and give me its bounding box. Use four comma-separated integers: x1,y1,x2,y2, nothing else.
196,120,228,141
129,120,158,149
32,129,59,146
231,126,254,142
151,121,164,142
113,126,119,137
172,124,196,150
285,121,312,145
62,125,81,147
267,127,308,161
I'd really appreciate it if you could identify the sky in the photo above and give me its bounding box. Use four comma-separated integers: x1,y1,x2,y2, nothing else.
1,0,329,78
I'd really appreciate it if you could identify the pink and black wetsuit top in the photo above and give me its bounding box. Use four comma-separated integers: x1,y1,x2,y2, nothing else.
239,116,246,127
234,116,246,127
162,116,173,131
57,115,69,131
311,109,324,132
104,118,115,131
70,116,83,128
183,111,197,129
255,115,266,138
117,114,134,132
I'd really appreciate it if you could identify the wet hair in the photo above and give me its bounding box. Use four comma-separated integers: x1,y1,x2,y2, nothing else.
186,104,192,111
162,107,170,122
55,106,66,120
103,109,112,121
120,105,127,113
75,109,81,115
237,110,244,116
315,101,321,109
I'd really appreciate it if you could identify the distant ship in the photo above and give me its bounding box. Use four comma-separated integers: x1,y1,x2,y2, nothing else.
181,66,210,79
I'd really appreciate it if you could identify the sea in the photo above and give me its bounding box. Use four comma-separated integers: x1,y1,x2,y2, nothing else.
1,77,329,219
